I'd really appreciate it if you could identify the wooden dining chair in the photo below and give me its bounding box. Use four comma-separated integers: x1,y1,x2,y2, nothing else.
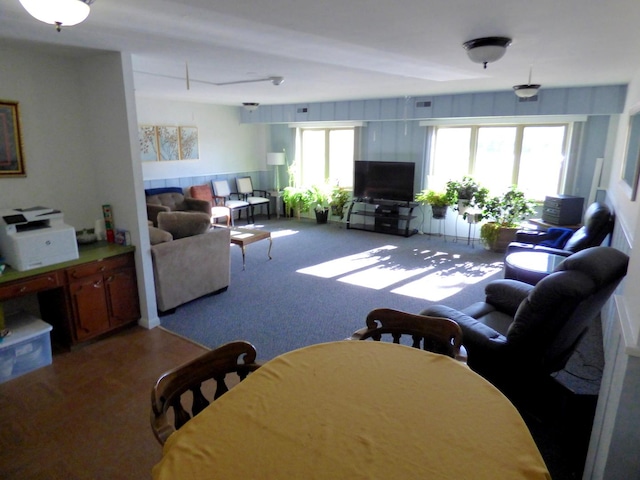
150,341,261,445
349,308,465,361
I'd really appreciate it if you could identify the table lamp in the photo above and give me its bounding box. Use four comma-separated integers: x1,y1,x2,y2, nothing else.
266,152,285,191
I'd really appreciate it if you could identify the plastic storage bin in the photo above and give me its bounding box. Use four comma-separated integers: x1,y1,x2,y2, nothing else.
0,312,52,384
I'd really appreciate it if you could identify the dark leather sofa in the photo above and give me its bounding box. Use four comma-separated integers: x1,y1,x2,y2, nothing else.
420,246,629,401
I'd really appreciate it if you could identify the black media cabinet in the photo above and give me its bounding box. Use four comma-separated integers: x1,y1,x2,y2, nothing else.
346,199,418,237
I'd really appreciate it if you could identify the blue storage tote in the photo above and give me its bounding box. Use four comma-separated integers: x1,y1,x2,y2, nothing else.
0,312,53,384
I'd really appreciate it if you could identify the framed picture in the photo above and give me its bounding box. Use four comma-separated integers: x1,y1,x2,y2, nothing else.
0,100,26,176
179,126,199,160
138,125,159,162
157,126,180,161
622,109,640,201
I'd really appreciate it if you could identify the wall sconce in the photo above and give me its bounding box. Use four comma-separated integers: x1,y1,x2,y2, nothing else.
463,36,512,69
20,0,95,32
266,152,286,191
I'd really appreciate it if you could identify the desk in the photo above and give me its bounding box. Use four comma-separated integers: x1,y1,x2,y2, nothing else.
0,242,139,346
153,341,550,479
505,251,566,285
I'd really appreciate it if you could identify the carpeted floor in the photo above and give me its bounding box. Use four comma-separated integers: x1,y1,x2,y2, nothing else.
160,217,506,360
160,216,604,479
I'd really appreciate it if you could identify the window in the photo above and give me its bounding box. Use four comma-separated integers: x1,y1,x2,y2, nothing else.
300,127,355,187
430,124,569,200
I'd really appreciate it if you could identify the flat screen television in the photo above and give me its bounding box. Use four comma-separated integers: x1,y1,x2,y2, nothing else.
353,161,415,202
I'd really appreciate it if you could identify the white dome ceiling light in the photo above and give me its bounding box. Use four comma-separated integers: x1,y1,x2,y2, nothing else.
463,37,512,69
513,68,541,98
19,0,95,32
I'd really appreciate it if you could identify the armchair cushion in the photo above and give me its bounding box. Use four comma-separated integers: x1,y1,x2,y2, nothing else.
157,212,211,240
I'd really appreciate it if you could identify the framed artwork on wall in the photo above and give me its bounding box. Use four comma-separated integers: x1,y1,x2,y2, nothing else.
179,126,199,160
622,109,640,201
139,125,159,162
157,126,180,161
0,100,26,176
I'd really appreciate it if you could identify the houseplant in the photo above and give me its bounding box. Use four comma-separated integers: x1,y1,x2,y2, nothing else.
309,184,332,223
415,189,455,219
479,186,537,252
282,186,313,220
329,185,351,220
445,176,489,216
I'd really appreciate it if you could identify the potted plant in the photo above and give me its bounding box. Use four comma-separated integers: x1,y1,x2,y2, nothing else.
446,176,489,216
309,184,332,224
282,186,313,220
415,189,455,219
329,185,351,220
478,186,537,252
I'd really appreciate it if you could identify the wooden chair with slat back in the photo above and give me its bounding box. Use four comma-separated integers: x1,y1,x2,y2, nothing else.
150,341,261,445
349,308,466,362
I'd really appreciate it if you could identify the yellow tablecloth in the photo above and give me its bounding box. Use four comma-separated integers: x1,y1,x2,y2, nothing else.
153,341,550,479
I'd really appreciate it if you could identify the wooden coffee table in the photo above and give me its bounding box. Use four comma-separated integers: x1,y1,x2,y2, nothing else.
215,226,272,270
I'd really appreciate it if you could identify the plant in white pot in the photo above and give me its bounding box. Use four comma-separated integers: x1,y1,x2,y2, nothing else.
478,186,537,252
445,176,489,217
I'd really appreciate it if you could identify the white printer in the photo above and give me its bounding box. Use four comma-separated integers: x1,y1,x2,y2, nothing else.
0,207,79,271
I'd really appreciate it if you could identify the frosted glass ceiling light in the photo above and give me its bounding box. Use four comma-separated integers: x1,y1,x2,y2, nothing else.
513,67,541,98
19,0,94,32
463,37,512,69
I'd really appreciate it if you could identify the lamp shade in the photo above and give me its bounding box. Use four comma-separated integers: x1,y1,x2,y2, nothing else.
266,152,285,166
20,0,92,29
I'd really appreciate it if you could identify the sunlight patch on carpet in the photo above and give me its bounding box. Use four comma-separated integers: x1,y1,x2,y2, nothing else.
392,262,503,301
337,264,430,289
271,229,300,238
297,245,397,278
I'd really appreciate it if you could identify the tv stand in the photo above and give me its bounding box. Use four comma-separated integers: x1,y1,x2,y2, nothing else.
346,199,418,237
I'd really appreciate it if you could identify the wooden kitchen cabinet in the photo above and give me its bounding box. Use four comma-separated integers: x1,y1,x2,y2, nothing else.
66,253,140,343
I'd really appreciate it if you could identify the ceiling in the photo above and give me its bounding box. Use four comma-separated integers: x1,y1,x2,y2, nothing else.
1,0,640,107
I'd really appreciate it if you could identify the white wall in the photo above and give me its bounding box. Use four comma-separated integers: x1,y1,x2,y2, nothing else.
584,66,640,479
0,44,102,230
136,97,268,181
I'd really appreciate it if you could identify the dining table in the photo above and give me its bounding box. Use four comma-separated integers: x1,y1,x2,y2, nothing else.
152,340,551,479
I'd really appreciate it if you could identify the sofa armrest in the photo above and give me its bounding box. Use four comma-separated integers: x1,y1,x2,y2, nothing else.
514,230,549,244
147,204,171,227
420,305,507,350
185,197,212,214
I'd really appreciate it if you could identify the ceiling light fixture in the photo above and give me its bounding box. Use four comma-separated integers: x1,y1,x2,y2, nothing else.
19,0,95,32
513,67,541,98
243,103,259,112
463,36,512,69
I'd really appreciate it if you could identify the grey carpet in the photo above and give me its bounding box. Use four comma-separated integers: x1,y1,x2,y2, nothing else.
160,217,505,361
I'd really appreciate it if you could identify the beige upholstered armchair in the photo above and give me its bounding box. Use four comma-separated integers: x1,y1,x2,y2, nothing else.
145,187,211,226
149,211,230,313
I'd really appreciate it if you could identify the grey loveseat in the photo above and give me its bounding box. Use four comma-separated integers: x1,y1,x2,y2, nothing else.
150,211,230,313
